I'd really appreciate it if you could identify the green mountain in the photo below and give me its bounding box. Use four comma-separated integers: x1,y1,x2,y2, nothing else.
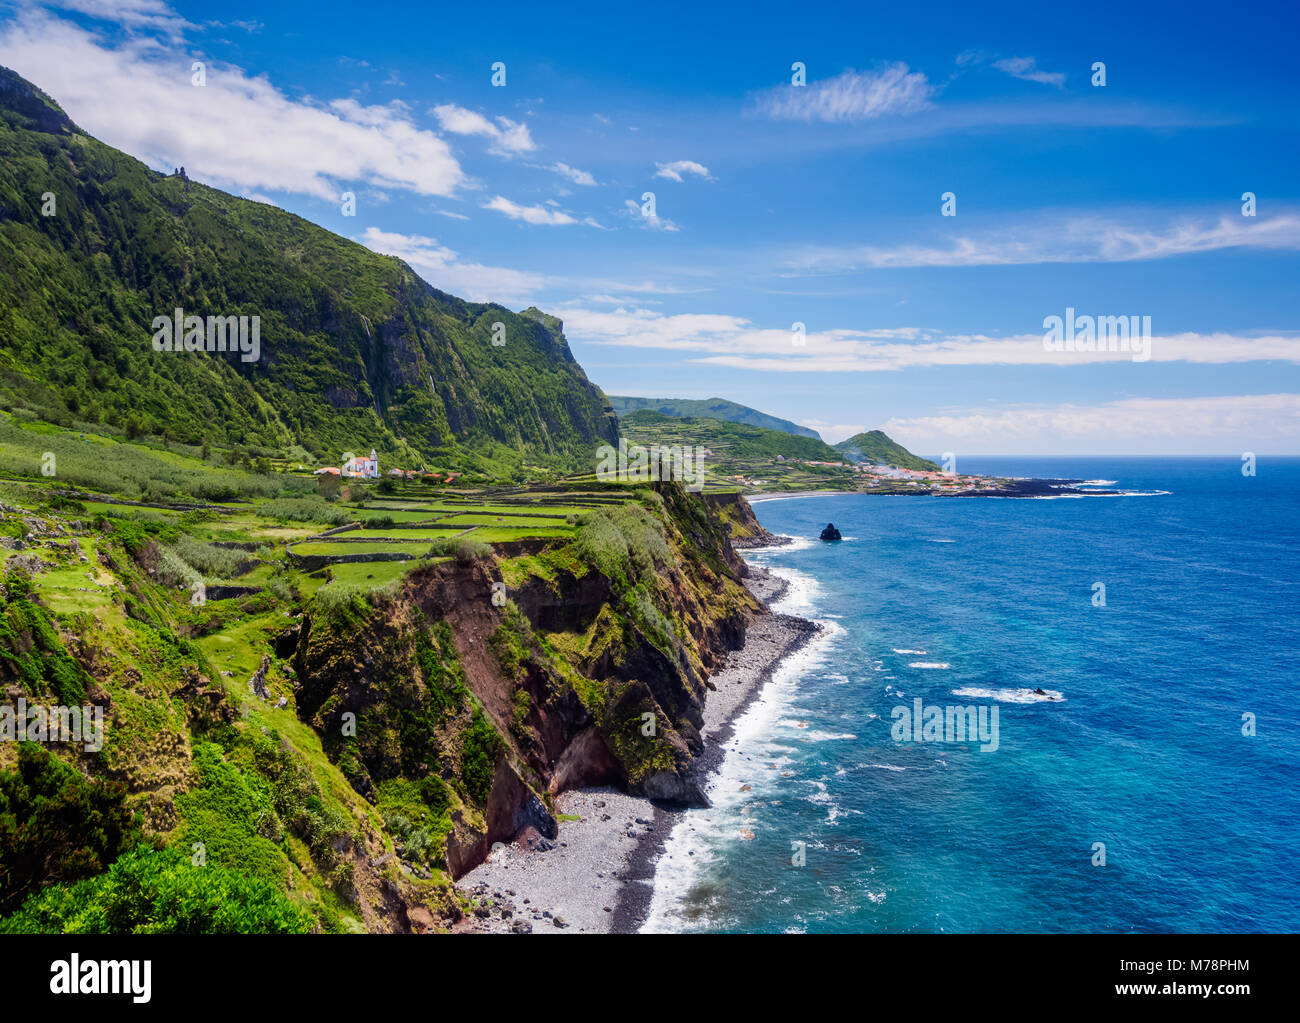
618,410,859,490
620,410,840,462
0,67,617,477
834,430,939,471
609,396,822,440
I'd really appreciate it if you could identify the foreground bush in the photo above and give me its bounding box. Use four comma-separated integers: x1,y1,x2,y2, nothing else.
0,846,313,934
0,743,141,914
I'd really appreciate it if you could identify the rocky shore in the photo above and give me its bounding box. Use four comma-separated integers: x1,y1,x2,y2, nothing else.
453,556,817,934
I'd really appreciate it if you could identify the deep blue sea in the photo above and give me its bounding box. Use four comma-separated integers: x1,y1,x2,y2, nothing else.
643,457,1300,933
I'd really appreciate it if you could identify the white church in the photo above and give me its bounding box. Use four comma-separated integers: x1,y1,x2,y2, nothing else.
341,449,379,479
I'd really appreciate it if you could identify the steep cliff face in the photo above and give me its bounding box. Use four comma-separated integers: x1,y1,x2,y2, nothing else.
293,484,761,877
704,491,790,549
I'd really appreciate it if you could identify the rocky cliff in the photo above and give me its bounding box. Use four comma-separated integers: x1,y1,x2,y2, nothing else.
292,483,761,879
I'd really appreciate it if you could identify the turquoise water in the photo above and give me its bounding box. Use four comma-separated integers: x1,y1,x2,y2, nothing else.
643,457,1300,933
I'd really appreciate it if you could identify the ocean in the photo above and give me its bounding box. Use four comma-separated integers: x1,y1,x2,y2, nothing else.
642,457,1300,933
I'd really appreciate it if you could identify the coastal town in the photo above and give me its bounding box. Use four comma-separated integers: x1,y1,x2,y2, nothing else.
727,455,991,493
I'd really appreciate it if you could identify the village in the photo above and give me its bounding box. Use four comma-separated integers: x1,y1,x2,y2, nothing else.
725,454,993,494
310,449,462,486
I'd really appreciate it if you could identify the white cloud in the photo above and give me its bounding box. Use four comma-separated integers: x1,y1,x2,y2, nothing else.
0,11,467,201
654,160,712,182
430,103,536,155
560,305,1300,370
620,199,680,232
881,394,1300,455
484,195,577,225
360,227,545,305
993,57,1066,88
752,64,934,122
44,0,191,36
788,212,1300,270
551,162,598,186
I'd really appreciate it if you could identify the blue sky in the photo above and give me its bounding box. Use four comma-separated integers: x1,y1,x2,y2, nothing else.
2,0,1298,453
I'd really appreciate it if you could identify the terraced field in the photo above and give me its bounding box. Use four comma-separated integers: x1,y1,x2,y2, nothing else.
277,488,615,592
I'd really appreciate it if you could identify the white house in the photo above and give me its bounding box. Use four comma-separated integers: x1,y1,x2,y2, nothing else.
341,449,379,479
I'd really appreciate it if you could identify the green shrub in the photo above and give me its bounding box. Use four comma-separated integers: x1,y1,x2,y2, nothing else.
174,743,288,884
259,497,352,526
0,846,313,934
573,505,670,585
0,743,143,914
459,709,503,805
430,536,492,564
170,536,249,579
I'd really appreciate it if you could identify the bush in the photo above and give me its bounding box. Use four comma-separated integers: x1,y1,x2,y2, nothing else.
174,743,289,885
0,743,142,914
311,585,372,626
430,537,492,564
573,505,670,585
259,497,352,526
170,535,250,580
0,846,313,934
265,577,293,603
459,709,503,805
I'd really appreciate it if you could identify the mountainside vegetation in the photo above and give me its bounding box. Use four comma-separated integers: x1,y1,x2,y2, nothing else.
619,410,841,462
0,67,617,480
608,396,822,440
834,430,939,471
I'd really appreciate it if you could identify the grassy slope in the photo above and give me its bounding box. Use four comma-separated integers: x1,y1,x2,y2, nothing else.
834,430,940,471
609,395,822,439
619,410,841,461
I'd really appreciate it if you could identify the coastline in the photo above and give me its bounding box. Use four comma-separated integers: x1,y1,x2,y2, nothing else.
745,489,849,504
453,555,818,934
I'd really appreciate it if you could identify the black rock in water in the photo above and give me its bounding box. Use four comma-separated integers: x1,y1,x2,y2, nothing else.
819,523,842,542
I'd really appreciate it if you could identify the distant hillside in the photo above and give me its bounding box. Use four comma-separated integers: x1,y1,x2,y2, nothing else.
0,66,617,478
834,430,939,471
621,410,839,461
609,396,822,440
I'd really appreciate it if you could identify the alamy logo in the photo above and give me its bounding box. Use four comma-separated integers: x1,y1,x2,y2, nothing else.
595,439,706,492
151,307,260,363
1,698,103,752
891,698,999,752
1043,307,1151,363
50,954,151,1003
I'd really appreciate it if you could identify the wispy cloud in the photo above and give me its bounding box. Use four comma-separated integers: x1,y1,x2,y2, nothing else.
883,394,1300,454
550,161,598,186
0,10,467,201
360,227,545,304
43,0,191,36
654,160,712,182
484,195,577,225
992,56,1066,88
787,212,1300,271
561,304,1300,370
430,103,536,155
620,200,680,232
752,64,934,122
